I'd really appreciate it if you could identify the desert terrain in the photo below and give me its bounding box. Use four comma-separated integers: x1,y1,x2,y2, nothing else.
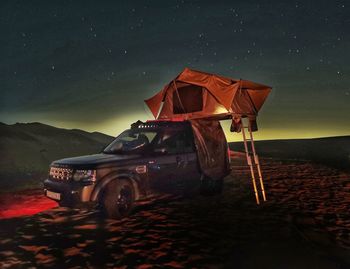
1,153,350,268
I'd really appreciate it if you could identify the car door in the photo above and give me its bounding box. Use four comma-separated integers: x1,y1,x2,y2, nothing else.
147,129,189,194
180,128,201,189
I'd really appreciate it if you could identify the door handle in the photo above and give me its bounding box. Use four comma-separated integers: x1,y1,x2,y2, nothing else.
176,156,186,167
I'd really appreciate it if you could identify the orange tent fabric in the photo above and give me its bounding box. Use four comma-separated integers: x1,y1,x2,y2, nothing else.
145,68,271,121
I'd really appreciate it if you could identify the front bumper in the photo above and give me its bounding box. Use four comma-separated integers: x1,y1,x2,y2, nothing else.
43,178,95,206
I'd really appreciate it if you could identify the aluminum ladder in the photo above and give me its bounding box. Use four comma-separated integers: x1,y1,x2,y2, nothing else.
241,118,267,205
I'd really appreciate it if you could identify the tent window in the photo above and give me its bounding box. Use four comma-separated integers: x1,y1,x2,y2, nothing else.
173,85,203,114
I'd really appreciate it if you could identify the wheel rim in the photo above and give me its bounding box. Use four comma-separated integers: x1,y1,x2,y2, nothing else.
116,185,132,216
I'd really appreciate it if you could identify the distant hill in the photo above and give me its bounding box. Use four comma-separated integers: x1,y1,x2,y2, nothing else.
229,136,350,171
0,122,114,191
1,122,349,192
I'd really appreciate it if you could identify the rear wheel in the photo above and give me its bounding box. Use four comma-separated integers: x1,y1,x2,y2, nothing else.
102,179,135,219
200,175,223,196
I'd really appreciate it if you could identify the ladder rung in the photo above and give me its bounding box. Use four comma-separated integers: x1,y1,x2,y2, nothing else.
247,156,252,165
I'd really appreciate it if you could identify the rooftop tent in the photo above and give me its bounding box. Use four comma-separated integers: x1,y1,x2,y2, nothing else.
145,68,272,122
145,68,272,205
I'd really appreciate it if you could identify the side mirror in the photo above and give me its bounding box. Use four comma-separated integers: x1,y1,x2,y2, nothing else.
154,147,168,154
100,145,108,153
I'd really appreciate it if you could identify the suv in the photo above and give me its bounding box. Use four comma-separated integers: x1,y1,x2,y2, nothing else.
44,120,228,218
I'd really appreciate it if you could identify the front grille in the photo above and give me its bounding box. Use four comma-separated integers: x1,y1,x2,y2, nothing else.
49,167,73,181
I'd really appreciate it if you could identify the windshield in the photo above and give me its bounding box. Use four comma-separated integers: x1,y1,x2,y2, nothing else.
103,129,159,154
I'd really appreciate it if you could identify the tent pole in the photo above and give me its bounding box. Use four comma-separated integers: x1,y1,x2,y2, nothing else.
241,117,260,205
248,120,267,202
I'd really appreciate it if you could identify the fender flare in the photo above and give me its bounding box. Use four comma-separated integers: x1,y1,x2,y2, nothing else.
90,172,140,202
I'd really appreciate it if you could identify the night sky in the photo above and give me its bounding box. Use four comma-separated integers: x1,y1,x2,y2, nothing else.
1,0,349,140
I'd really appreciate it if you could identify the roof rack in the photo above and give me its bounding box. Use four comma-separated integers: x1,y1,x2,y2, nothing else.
131,119,188,129
146,118,186,122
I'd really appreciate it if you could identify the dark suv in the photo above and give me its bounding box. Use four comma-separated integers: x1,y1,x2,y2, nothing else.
44,120,229,218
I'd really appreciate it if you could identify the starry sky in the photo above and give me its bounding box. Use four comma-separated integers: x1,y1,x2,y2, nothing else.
1,0,349,140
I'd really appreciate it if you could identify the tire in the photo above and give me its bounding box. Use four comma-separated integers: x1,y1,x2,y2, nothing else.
58,201,68,207
200,175,224,196
102,179,135,219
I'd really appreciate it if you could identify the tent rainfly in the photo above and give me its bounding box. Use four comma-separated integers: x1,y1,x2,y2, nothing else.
145,68,272,205
145,67,271,131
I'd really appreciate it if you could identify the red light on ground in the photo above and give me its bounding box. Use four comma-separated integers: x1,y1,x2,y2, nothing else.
0,190,57,219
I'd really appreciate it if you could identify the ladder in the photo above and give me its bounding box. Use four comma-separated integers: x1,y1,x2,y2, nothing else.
241,118,267,205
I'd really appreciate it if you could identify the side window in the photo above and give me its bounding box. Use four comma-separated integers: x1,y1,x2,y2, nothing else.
156,129,194,154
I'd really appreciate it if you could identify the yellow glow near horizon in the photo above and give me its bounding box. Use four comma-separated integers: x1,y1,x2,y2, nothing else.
45,113,150,137
22,112,350,141
220,121,350,142
69,119,350,142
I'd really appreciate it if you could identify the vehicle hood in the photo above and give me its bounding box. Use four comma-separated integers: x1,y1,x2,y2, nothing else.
51,153,142,167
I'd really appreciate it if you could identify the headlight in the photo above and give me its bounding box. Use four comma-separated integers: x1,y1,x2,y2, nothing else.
73,170,96,183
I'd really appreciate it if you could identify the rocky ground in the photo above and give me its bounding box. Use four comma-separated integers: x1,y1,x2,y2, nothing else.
0,155,349,268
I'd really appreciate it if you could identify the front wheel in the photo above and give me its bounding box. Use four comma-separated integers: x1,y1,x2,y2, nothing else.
102,179,135,219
